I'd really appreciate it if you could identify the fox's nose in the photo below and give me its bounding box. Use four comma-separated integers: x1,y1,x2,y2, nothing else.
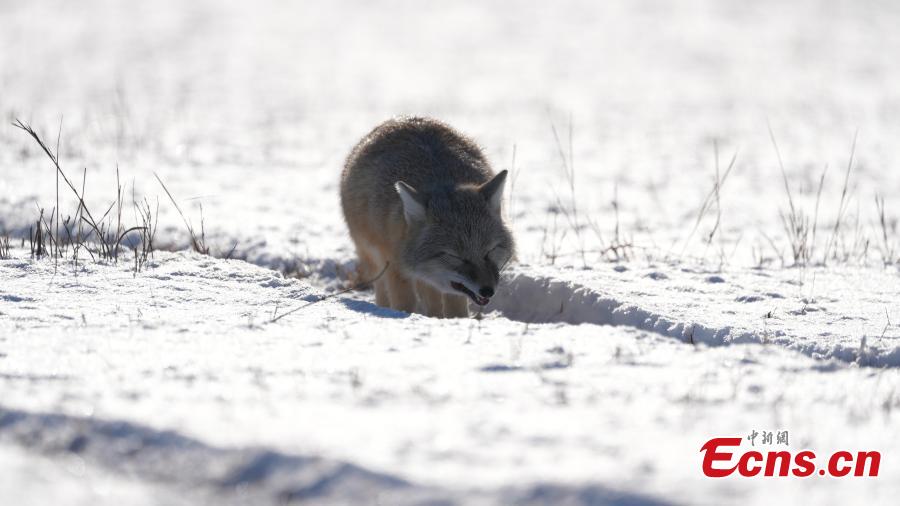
479,286,494,298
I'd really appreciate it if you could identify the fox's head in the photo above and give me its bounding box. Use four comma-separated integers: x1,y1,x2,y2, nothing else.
394,170,514,306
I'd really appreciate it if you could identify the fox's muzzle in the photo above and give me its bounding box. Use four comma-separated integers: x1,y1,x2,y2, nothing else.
451,281,491,306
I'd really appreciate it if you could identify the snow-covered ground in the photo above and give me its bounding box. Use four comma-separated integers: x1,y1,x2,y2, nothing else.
2,252,898,505
2,0,900,504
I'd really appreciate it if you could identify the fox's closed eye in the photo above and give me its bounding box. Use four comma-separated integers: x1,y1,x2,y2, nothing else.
440,251,465,265
486,245,509,268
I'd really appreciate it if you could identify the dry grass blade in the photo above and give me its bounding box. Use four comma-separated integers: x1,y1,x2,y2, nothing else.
549,114,587,266
154,172,209,254
768,122,816,266
875,194,896,265
681,142,738,255
808,164,828,263
767,121,797,222
824,130,858,262
13,119,107,246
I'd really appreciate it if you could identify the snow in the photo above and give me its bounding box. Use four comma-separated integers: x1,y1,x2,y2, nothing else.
0,444,181,506
2,252,898,504
2,0,900,504
495,264,900,367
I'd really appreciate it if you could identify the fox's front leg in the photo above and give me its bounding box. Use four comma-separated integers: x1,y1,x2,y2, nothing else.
374,279,389,307
415,281,445,317
386,268,417,313
442,293,469,318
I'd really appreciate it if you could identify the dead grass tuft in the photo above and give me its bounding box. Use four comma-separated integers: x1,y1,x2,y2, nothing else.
12,119,153,273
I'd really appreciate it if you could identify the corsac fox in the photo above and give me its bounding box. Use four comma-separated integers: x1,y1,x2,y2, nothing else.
340,117,514,318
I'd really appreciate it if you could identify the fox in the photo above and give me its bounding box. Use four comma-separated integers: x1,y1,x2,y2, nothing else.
340,116,515,318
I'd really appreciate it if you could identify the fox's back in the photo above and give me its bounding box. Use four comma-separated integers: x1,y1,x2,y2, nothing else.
341,117,494,224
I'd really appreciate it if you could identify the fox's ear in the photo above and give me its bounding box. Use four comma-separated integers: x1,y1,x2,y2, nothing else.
479,170,508,213
395,181,426,224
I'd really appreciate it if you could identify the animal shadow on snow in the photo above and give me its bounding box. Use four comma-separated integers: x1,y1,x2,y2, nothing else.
339,297,410,319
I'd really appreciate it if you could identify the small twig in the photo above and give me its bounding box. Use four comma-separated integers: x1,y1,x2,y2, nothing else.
270,262,390,323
